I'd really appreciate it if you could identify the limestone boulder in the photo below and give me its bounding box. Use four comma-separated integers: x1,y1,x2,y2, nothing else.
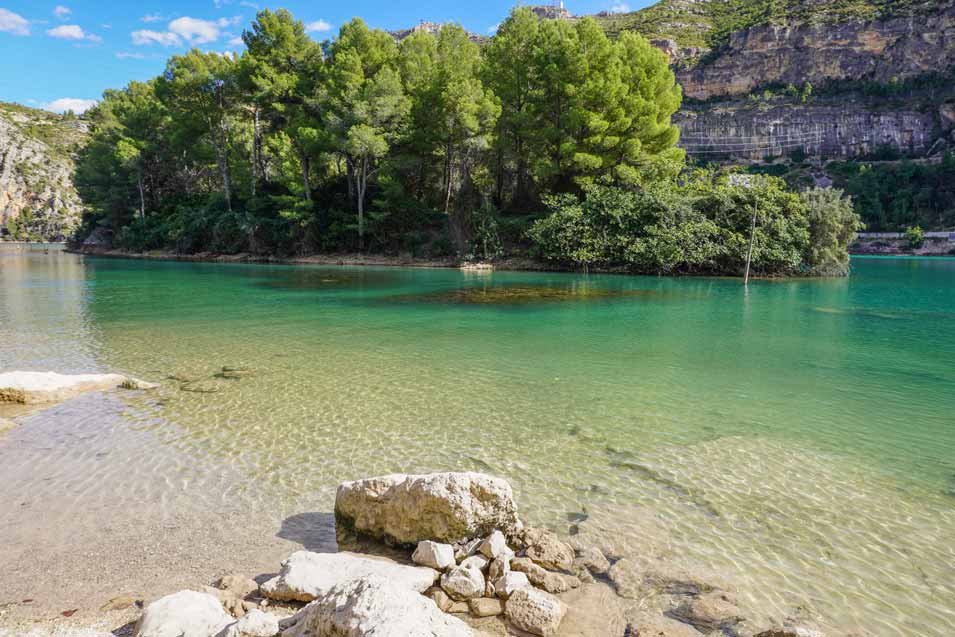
521,528,574,571
440,565,485,601
574,547,610,575
260,551,437,602
0,371,157,404
412,540,456,570
469,597,504,617
282,575,473,637
504,587,567,637
478,530,507,559
218,610,279,637
216,575,259,600
334,472,520,545
493,572,530,600
135,590,233,637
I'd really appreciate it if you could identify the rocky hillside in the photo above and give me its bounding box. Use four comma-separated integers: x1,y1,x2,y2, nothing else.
0,102,88,241
592,0,955,161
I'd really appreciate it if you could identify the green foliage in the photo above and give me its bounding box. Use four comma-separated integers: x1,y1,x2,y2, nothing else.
826,153,955,230
528,175,821,275
905,225,925,249
801,187,864,275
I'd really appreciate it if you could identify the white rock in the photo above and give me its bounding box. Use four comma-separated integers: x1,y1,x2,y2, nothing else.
454,538,482,562
505,587,568,637
0,371,156,404
260,551,437,602
218,610,279,637
282,575,473,637
335,472,520,544
479,530,507,559
488,557,510,582
412,541,456,571
493,572,530,600
135,590,232,637
440,565,485,601
460,555,488,572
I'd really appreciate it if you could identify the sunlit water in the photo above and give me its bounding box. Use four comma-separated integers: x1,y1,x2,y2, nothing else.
1,245,954,635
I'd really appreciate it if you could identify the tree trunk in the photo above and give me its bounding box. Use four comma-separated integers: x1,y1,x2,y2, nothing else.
357,158,366,251
137,170,145,220
444,143,454,213
300,150,312,202
250,108,259,197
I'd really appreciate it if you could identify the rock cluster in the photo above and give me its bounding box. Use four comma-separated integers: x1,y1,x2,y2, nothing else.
0,371,157,404
411,525,584,636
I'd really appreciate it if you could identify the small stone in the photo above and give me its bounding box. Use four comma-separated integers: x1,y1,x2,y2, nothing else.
440,565,485,601
488,557,510,582
522,528,575,571
100,596,142,612
413,541,456,571
448,601,469,614
219,609,280,637
479,530,508,559
493,571,531,600
574,567,595,584
455,538,482,562
511,557,548,587
217,575,259,599
541,572,569,594
505,587,567,637
469,597,504,617
201,586,245,618
574,547,610,575
460,555,489,572
427,588,453,613
564,575,581,589
484,580,496,598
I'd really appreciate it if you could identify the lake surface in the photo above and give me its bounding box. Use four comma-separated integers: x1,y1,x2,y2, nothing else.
1,245,954,635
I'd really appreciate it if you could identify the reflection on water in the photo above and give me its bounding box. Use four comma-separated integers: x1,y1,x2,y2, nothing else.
1,249,955,634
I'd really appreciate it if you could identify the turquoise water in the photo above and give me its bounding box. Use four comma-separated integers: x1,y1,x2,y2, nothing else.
1,246,954,634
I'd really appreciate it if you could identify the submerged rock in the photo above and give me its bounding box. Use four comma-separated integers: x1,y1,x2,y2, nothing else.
668,592,744,633
282,575,473,637
0,371,156,404
521,528,575,571
134,590,232,637
334,472,521,545
574,547,610,575
260,551,437,602
504,587,567,637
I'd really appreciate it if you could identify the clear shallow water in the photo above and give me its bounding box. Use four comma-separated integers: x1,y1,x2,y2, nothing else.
1,246,954,634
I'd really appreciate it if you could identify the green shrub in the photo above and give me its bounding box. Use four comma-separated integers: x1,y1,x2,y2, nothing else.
905,225,925,249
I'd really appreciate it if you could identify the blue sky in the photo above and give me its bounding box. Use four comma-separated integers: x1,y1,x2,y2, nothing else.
0,1,651,113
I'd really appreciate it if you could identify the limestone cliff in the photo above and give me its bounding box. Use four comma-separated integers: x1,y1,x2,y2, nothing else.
0,103,88,241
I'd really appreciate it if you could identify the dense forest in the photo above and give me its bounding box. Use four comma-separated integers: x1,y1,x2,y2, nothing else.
75,8,861,276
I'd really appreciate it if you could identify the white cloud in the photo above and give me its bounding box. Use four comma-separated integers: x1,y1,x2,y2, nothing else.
487,23,500,34
239,1,259,9
213,0,233,7
305,19,332,33
0,8,30,36
54,5,71,19
169,16,229,44
45,98,98,114
47,24,102,42
610,3,631,13
141,13,165,23
131,29,181,46
116,51,145,59
227,35,244,46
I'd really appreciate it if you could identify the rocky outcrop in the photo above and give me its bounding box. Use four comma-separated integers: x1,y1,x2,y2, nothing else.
675,5,955,100
260,551,438,602
134,590,233,637
334,472,521,545
0,103,87,241
0,371,157,404
282,575,474,637
675,98,940,159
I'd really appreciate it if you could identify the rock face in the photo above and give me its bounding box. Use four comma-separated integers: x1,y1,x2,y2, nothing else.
334,472,521,545
675,5,955,101
0,103,87,241
260,551,438,602
282,575,473,637
0,371,157,404
675,99,940,160
134,590,232,637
